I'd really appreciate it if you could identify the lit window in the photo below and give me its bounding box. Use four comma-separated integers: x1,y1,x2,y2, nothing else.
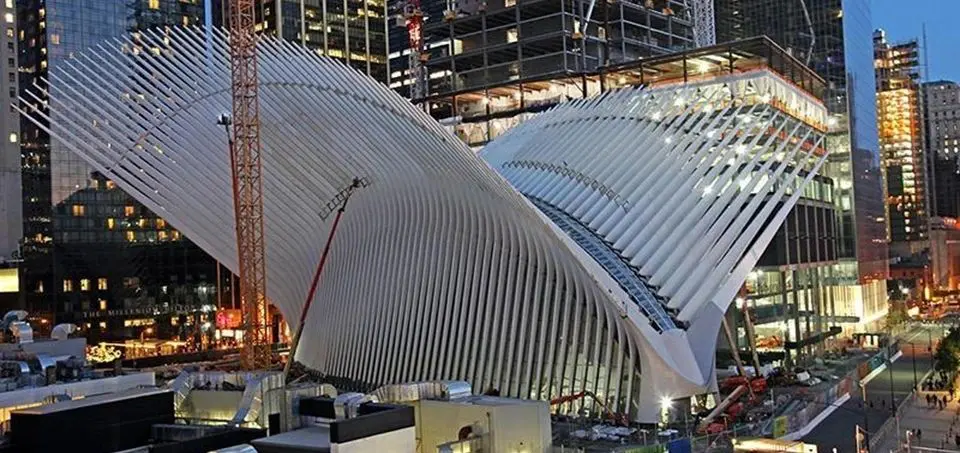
105,180,116,190
97,278,107,290
72,205,85,216
50,33,59,45
125,231,136,242
106,218,115,229
98,321,106,328
7,133,15,143
4,29,11,38
4,0,11,8
62,279,73,292
124,205,135,216
158,231,168,241
3,13,12,24
138,218,147,228
80,278,90,291
99,300,107,311
148,0,160,9
156,219,166,229
171,230,181,241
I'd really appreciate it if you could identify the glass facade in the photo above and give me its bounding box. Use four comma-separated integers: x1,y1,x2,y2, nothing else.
213,0,390,84
715,0,887,285
15,0,386,344
15,0,223,344
841,0,886,282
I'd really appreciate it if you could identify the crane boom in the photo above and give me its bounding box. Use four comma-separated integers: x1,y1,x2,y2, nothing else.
229,0,271,370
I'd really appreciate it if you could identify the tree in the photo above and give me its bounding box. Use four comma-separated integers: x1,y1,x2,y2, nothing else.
935,327,960,371
884,300,910,332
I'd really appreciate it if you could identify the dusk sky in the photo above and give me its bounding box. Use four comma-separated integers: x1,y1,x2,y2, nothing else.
872,0,960,82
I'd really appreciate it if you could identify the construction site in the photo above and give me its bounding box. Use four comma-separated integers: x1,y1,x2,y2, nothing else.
0,0,903,452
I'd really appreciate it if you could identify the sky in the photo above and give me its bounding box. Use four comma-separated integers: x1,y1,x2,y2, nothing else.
872,0,960,82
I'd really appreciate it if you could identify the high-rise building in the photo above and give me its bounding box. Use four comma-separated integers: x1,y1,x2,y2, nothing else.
0,0,20,266
398,0,696,100
873,30,926,255
214,0,390,84
14,0,221,343
12,0,389,344
715,0,888,329
923,80,960,219
128,0,205,30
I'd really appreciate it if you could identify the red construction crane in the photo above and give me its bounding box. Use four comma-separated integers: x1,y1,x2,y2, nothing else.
403,0,428,100
227,0,271,370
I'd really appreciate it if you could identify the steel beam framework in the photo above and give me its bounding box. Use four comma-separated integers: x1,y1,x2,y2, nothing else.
20,28,827,422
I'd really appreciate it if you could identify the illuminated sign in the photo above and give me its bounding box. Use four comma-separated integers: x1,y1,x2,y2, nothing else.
216,309,242,329
0,268,17,293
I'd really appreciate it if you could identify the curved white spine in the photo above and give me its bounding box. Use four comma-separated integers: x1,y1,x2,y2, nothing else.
19,27,829,423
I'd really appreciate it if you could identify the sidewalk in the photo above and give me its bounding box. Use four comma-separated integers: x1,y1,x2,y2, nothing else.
875,391,960,452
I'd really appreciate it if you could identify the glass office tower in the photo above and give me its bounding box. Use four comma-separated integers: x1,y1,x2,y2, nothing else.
213,0,390,84
715,0,888,331
16,0,220,344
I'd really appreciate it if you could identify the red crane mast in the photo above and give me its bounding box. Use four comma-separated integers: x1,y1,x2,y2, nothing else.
228,0,271,370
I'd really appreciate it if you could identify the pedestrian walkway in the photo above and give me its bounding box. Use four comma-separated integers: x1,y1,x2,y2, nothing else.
875,391,960,452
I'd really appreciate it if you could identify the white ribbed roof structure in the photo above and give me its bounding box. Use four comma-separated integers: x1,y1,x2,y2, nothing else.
19,27,827,422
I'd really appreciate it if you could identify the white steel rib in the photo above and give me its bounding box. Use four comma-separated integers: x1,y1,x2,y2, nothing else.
18,27,828,422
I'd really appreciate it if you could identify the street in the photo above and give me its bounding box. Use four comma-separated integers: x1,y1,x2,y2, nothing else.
801,324,945,452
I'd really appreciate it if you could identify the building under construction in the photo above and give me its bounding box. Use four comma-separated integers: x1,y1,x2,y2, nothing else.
390,0,697,98
420,36,849,367
874,29,926,256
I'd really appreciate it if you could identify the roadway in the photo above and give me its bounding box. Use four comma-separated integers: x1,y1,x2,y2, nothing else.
802,324,946,452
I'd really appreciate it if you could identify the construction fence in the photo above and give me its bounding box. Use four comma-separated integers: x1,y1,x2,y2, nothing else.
765,342,901,438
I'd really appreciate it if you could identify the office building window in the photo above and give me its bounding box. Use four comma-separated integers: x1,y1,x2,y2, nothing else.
72,205,85,216
80,278,90,291
124,205,135,216
97,278,108,290
106,218,115,229
63,279,73,292
148,0,160,9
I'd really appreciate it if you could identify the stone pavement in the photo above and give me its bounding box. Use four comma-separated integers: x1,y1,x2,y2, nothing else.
875,391,960,452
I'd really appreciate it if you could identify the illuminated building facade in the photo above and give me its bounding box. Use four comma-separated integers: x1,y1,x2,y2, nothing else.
214,0,390,84
22,29,833,421
390,0,695,98
0,0,20,271
929,217,960,292
421,37,850,362
13,0,223,344
873,29,926,255
714,0,888,334
128,0,205,30
924,81,960,220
